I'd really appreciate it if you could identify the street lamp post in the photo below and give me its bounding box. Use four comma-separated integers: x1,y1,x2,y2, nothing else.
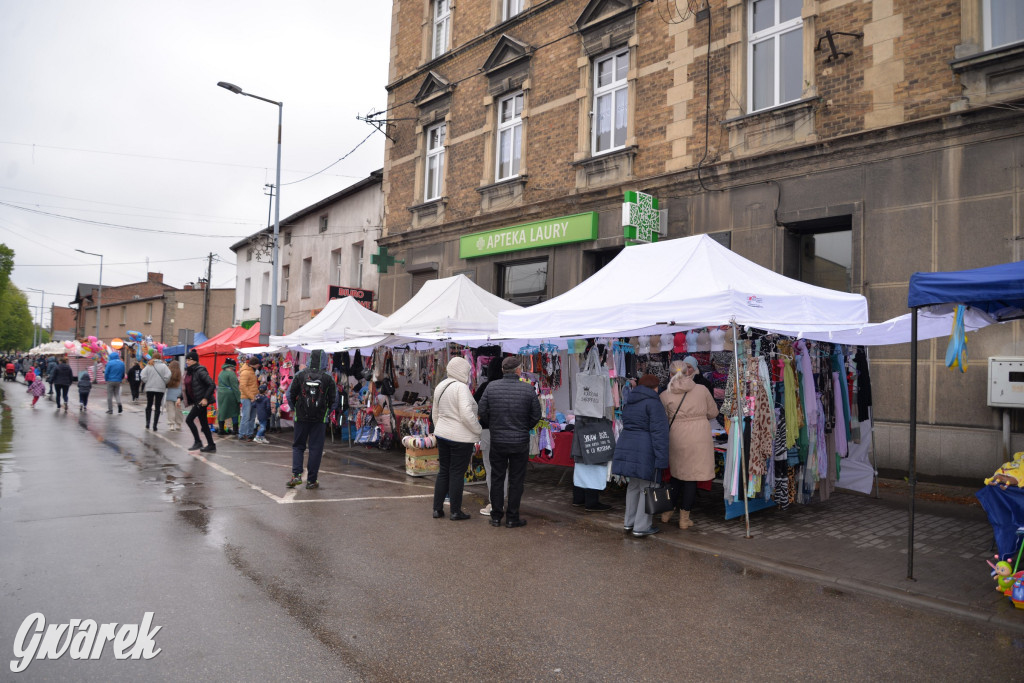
76,249,103,377
217,81,282,340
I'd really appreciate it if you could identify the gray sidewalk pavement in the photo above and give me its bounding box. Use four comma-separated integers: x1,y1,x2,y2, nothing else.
318,438,1024,633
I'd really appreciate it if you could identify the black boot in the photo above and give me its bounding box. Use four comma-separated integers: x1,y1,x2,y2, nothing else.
145,406,151,429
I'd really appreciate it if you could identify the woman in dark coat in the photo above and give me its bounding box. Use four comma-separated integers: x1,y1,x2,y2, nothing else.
611,374,670,537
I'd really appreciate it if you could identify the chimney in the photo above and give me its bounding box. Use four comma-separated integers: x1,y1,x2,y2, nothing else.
183,282,194,290
147,272,163,283
198,280,207,290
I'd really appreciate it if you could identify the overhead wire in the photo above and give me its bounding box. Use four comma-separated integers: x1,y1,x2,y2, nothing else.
0,200,249,239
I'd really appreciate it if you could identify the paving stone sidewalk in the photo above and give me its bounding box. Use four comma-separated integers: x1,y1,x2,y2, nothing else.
324,443,1024,632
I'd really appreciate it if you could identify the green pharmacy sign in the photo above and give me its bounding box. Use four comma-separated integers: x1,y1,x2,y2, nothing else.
459,212,598,259
622,191,664,244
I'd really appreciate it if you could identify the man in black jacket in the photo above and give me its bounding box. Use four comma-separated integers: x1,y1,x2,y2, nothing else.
477,356,542,528
286,350,337,490
50,356,75,412
182,350,217,453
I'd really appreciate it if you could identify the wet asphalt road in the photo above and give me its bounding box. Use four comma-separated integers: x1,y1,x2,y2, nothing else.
0,390,1021,681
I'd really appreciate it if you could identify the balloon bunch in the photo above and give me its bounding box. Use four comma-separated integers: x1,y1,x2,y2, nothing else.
64,336,110,360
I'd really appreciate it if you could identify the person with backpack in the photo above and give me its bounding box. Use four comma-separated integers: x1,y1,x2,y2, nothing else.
77,369,92,411
286,350,337,489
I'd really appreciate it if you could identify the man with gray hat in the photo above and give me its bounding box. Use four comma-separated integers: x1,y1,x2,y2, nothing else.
286,349,337,489
477,356,542,528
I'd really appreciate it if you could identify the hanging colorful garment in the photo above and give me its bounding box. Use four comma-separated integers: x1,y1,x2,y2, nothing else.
831,372,848,458
773,460,790,510
783,356,800,449
748,371,774,486
723,415,743,505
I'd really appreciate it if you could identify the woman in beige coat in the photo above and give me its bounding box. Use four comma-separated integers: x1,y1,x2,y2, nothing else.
660,358,719,529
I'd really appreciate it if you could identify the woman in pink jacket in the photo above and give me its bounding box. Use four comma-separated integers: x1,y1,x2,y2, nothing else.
660,359,719,529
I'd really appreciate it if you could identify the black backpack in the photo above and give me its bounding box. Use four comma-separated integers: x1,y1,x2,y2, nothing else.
301,371,328,416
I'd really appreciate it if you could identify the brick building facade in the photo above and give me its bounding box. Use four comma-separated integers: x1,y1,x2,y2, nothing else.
380,0,1024,480
73,273,235,344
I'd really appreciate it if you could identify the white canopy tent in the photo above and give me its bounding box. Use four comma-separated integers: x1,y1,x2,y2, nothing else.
364,274,522,339
498,234,869,338
269,296,386,349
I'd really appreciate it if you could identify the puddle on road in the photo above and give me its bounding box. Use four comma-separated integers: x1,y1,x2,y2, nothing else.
0,387,13,497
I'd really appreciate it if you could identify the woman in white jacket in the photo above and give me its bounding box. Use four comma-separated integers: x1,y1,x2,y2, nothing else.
140,355,172,431
431,356,482,520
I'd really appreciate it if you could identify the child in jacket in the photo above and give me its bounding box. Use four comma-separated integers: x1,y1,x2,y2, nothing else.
27,374,45,407
253,384,271,443
77,370,92,411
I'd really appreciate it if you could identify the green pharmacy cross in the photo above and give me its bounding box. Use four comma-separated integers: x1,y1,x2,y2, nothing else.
371,246,404,273
622,191,662,245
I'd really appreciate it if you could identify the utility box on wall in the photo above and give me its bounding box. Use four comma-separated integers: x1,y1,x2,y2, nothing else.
987,357,1024,408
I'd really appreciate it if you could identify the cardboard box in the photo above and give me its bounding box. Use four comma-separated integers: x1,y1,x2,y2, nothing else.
405,447,439,476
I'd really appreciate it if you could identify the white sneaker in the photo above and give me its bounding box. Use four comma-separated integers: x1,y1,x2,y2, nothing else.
479,504,492,516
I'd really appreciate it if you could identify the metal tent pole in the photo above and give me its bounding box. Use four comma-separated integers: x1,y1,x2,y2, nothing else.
731,321,751,538
907,307,918,580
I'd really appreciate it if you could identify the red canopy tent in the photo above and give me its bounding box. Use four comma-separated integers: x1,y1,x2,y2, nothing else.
193,323,261,377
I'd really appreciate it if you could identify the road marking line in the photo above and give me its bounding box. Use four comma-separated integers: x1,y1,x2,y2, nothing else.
287,494,434,504
258,461,432,489
151,431,434,505
192,452,284,503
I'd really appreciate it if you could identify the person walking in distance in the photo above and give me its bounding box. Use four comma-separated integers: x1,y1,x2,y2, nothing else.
45,356,57,397
140,354,171,431
237,357,259,441
127,358,144,403
286,350,337,489
50,355,74,412
104,350,126,414
477,356,542,529
77,369,92,411
163,360,184,431
431,356,482,521
182,350,217,453
27,372,45,407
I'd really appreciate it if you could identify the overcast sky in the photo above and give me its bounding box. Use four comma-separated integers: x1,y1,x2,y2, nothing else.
0,0,391,329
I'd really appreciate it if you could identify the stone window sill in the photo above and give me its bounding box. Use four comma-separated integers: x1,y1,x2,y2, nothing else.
477,176,528,211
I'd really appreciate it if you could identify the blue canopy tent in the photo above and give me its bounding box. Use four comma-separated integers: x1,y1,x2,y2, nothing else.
905,260,1024,578
161,332,208,359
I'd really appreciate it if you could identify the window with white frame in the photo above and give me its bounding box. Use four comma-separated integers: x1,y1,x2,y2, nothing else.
319,215,328,233
503,0,524,21
748,0,803,112
331,249,343,287
284,231,291,245
432,0,451,58
352,243,364,288
120,306,127,325
261,272,270,302
281,265,290,301
300,258,312,299
496,91,523,181
985,0,1024,50
424,122,446,201
146,302,153,323
246,247,253,262
243,278,251,309
592,48,629,155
